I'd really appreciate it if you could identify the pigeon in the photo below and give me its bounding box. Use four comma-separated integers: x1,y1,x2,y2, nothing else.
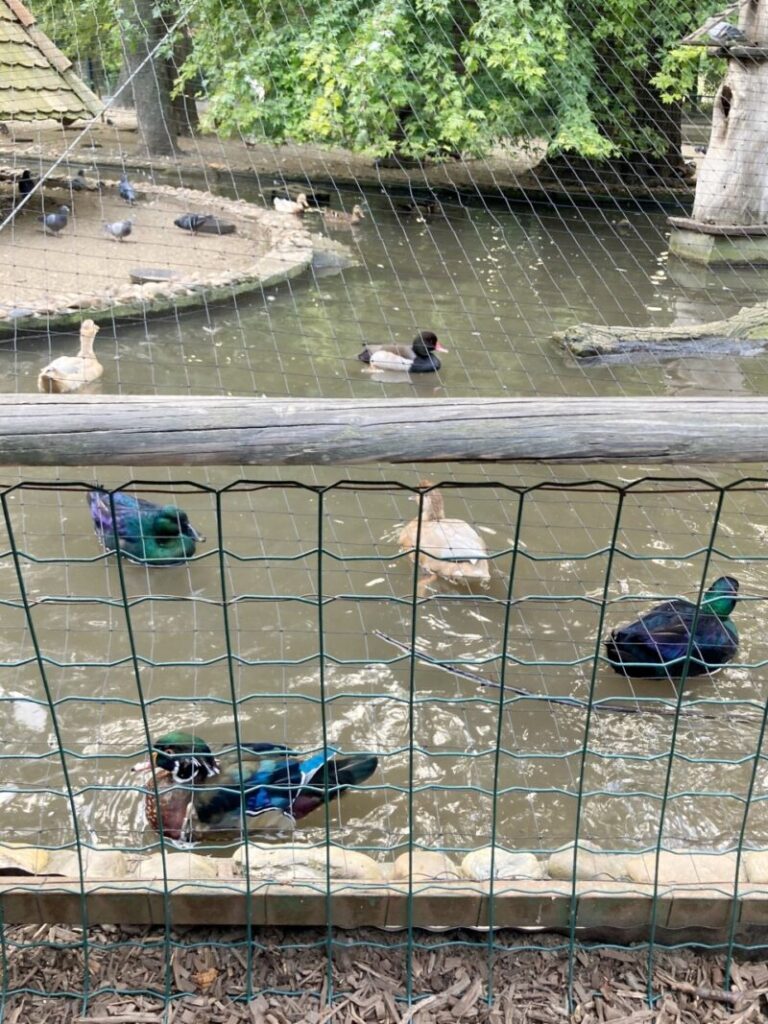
69,169,88,192
103,218,133,242
37,205,70,236
118,173,137,205
174,213,212,233
17,170,35,198
708,21,749,46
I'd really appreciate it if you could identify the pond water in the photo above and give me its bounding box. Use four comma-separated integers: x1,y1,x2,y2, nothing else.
1,186,768,863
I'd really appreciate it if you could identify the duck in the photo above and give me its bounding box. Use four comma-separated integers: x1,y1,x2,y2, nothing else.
358,331,446,373
87,490,205,566
273,193,309,215
38,320,102,394
322,204,365,228
399,480,491,590
133,731,378,845
605,575,739,679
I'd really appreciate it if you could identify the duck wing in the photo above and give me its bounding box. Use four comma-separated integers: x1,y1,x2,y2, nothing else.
193,746,377,829
420,519,488,563
606,599,736,676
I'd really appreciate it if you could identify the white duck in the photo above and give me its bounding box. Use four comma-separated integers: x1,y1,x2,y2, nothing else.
399,480,491,591
273,193,310,215
38,320,103,394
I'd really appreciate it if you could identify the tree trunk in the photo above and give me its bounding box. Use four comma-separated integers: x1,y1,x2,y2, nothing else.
555,302,768,358
121,0,178,156
693,1,768,225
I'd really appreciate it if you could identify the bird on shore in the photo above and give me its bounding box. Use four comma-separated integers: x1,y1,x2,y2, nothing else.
38,320,102,394
174,212,212,233
133,731,378,845
399,480,491,591
358,331,447,373
118,173,137,205
17,169,35,199
273,193,309,215
707,21,749,46
104,218,133,242
605,576,740,679
37,205,70,236
87,491,204,566
68,169,90,192
322,204,365,229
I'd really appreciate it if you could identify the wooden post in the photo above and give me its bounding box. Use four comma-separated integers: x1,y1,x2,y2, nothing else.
0,395,768,464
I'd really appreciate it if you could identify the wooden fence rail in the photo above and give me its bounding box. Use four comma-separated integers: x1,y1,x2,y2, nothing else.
0,395,767,465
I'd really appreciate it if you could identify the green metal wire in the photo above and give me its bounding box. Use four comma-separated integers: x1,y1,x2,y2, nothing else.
0,474,765,1014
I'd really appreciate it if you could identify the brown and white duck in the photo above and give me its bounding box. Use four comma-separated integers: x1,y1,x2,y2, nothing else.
38,320,102,393
359,331,446,373
399,480,491,590
273,193,310,215
322,204,365,228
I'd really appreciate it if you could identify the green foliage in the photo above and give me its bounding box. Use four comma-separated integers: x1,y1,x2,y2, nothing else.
34,0,722,161
32,0,123,85
180,0,718,160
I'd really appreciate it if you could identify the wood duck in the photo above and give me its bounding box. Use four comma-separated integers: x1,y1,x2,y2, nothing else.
87,491,204,566
135,732,378,845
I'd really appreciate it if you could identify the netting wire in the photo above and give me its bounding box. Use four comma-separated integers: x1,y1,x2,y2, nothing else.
2,0,768,1016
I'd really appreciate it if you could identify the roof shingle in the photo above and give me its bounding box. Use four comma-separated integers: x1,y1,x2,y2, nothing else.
0,0,102,122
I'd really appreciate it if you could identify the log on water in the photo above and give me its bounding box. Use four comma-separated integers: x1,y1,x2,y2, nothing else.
555,301,768,358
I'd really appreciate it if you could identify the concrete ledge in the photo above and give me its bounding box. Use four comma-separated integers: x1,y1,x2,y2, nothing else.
0,878,767,941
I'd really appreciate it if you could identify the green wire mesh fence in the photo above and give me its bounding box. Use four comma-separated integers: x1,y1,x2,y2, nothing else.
1,470,768,1015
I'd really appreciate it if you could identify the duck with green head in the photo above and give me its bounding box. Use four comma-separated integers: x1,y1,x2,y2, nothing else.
88,491,204,566
605,575,739,678
134,731,378,846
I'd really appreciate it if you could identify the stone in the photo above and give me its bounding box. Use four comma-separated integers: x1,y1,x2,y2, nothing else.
743,851,768,883
47,847,128,879
0,843,49,875
625,851,745,885
232,844,383,882
133,852,218,880
461,847,545,881
392,851,461,881
547,841,632,881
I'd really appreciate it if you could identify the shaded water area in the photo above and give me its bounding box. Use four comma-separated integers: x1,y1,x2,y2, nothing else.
1,186,768,863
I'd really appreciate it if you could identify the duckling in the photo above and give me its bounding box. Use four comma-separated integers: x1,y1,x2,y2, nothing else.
273,193,310,215
359,331,446,373
399,481,491,592
38,320,102,394
322,204,365,229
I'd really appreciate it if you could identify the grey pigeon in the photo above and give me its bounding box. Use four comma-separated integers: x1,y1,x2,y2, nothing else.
69,169,88,192
104,218,133,242
119,173,137,205
38,205,70,236
708,21,749,45
174,213,212,233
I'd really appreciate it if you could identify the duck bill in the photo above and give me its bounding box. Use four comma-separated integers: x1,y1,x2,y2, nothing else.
188,526,206,542
132,751,157,773
435,342,448,353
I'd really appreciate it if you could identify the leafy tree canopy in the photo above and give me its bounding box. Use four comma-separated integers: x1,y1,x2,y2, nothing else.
34,0,719,160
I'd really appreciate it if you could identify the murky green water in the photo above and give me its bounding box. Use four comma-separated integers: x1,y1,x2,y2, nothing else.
1,189,768,862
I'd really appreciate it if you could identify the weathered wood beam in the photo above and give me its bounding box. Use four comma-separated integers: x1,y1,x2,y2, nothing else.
0,396,767,465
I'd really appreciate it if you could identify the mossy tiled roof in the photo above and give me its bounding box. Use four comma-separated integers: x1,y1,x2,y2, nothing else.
0,0,102,121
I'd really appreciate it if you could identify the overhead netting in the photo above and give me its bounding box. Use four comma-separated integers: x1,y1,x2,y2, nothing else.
1,0,768,1018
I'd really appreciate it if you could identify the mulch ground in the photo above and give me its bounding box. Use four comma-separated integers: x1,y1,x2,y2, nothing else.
2,925,767,1023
